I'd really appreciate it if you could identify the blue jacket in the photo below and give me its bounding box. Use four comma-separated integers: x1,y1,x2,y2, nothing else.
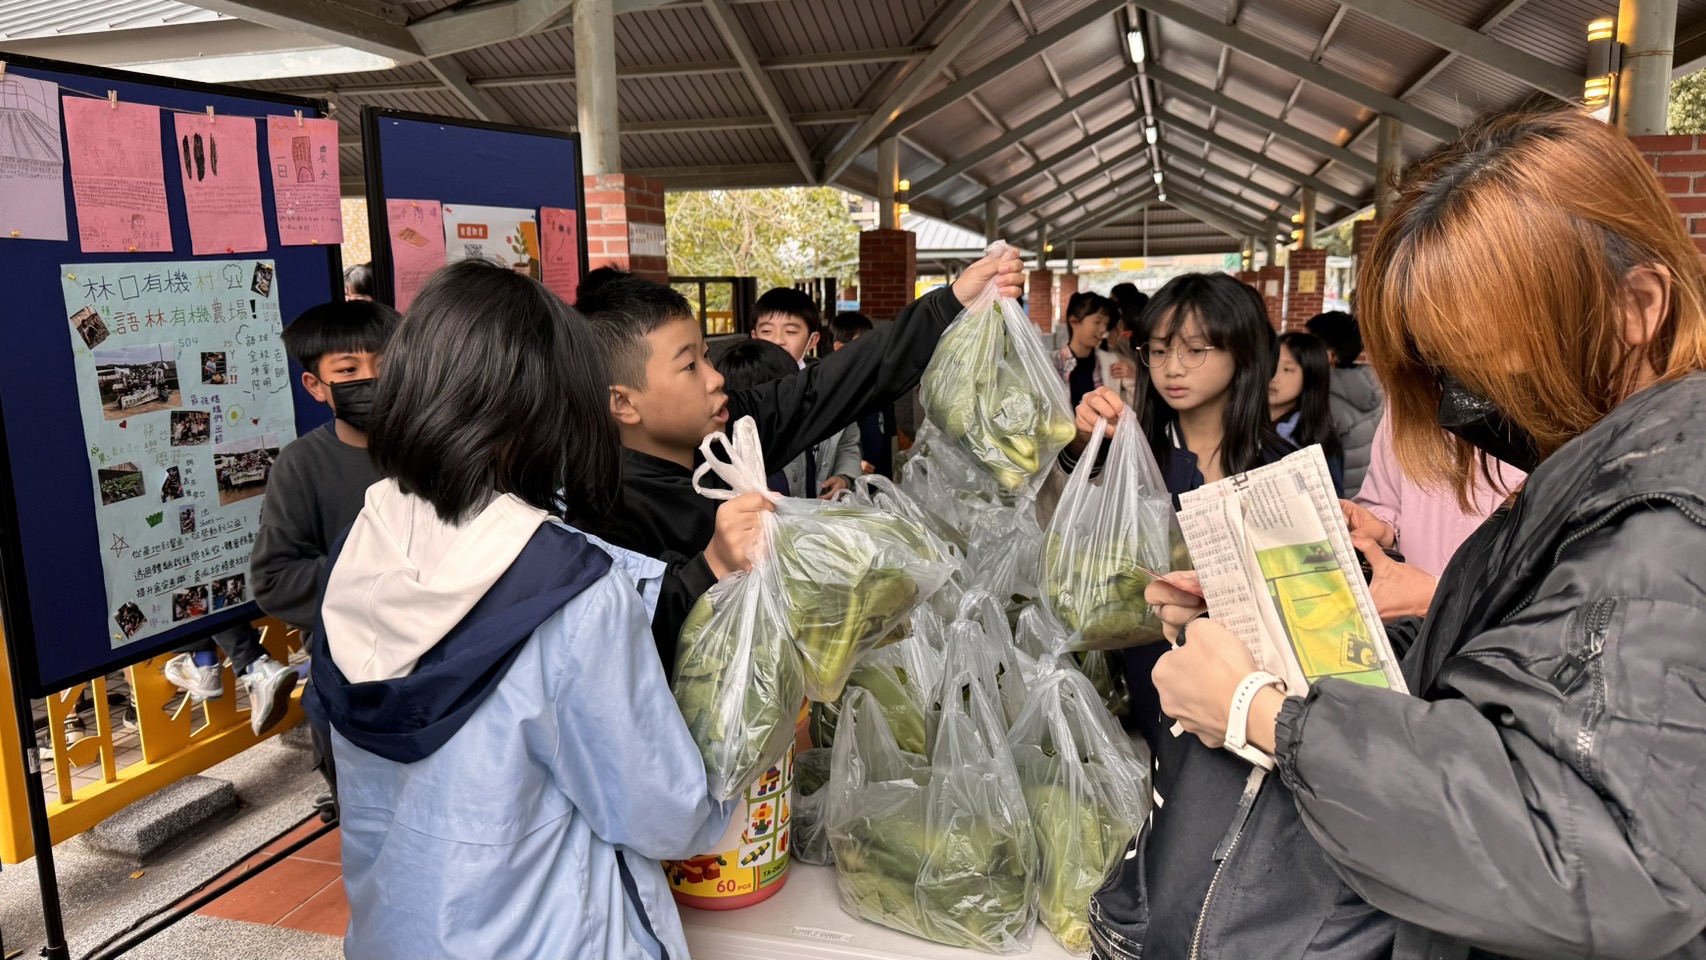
311,482,731,960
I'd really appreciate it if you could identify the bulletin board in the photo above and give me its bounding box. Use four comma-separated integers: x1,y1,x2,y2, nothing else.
0,53,343,696
360,107,589,311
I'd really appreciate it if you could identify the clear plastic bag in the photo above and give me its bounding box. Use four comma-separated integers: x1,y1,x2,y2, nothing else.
1016,605,1133,721
1041,407,1190,651
793,747,837,866
695,418,954,702
1009,668,1152,955
810,622,945,756
951,593,1036,726
920,241,1077,497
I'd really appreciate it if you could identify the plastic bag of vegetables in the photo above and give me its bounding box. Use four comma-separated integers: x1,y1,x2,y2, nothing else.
793,747,837,866
920,241,1077,497
1041,407,1189,652
1009,668,1152,955
694,417,954,702
810,615,945,756
1015,605,1132,721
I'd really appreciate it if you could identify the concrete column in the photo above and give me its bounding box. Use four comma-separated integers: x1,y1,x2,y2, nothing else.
1376,116,1403,220
1038,223,1050,268
1066,240,1076,274
985,198,1001,245
1142,205,1150,258
1264,234,1279,267
877,139,900,231
574,0,619,175
1300,187,1317,249
1618,0,1679,136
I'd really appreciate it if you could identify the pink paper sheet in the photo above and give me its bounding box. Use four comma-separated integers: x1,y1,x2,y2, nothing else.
62,97,171,253
387,199,444,312
265,115,342,246
173,113,267,255
540,206,581,303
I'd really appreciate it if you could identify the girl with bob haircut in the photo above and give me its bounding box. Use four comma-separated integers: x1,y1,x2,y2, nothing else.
1270,330,1346,494
309,259,737,960
1131,108,1706,959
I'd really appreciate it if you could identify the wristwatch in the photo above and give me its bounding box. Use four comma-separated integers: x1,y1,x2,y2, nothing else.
1225,671,1286,770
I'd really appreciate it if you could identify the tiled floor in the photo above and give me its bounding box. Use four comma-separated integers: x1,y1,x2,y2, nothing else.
195,818,351,939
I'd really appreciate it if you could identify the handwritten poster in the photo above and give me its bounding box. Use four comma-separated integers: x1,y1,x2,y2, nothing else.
63,97,171,254
387,199,444,312
61,259,296,648
173,113,267,255
443,204,538,279
540,206,580,303
265,115,342,246
0,75,69,241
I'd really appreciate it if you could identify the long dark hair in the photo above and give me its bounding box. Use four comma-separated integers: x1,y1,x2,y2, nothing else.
1136,273,1284,477
1276,332,1343,460
368,259,620,523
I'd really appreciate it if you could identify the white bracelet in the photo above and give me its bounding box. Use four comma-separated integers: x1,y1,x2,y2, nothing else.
1224,671,1286,770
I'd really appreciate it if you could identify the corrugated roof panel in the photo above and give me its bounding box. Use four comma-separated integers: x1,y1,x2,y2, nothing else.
1407,0,1494,24
622,126,789,169
775,64,889,115
335,86,478,122
485,83,578,128
946,2,1039,78
1287,82,1375,138
1236,0,1341,57
457,30,575,78
616,72,766,124
1316,9,1439,89
246,61,443,96
1410,56,1530,124
1485,0,1593,73
0,0,223,39
616,5,733,66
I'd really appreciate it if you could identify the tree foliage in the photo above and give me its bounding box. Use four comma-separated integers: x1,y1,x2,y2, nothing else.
1670,68,1706,134
667,188,860,289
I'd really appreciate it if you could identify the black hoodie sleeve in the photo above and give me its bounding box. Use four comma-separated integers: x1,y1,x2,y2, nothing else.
649,550,717,677
729,287,964,476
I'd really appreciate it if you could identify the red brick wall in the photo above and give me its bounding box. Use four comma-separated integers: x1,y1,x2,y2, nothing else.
1285,248,1329,331
1056,272,1079,326
1028,269,1055,334
1352,220,1381,260
1636,135,1706,256
1257,265,1286,330
858,229,917,323
1236,270,1258,287
583,173,668,283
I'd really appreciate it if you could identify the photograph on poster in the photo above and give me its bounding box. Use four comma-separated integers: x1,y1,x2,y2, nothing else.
179,505,196,536
170,410,211,446
69,305,110,351
115,601,147,639
92,342,181,420
213,433,278,506
201,352,228,384
172,584,209,622
98,462,145,506
251,262,274,297
212,573,246,610
159,465,185,503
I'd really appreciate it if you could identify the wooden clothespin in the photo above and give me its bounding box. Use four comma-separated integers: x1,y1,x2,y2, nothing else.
108,90,118,109
207,105,215,124
0,61,8,82
294,109,303,126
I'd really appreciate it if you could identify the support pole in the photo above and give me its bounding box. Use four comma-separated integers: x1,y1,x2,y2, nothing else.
1038,223,1051,267
1265,234,1279,267
1375,116,1403,220
1142,205,1150,259
575,0,619,174
1300,187,1317,248
1066,240,1077,274
985,197,1001,245
877,139,899,231
1617,0,1679,135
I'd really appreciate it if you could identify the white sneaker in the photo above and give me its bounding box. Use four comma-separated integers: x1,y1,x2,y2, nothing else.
243,657,298,737
164,654,223,701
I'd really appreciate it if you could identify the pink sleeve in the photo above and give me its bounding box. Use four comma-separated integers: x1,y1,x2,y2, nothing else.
1354,413,1402,532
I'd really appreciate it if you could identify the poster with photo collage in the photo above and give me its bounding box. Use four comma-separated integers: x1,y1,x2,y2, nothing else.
60,259,295,648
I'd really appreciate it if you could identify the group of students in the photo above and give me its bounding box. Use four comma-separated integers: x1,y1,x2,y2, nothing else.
216,104,1706,960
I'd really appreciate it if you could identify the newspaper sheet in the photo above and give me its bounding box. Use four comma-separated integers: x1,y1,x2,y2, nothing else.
1177,445,1407,695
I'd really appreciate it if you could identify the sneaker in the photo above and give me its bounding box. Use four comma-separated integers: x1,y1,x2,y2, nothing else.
122,704,139,732
243,657,298,737
164,654,223,701
63,714,87,746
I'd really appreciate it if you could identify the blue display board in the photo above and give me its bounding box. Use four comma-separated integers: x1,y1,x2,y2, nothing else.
0,54,341,695
360,107,588,309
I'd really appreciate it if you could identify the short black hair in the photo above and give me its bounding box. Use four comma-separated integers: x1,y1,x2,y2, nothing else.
343,262,373,298
829,311,874,345
1304,311,1362,367
753,287,822,332
281,299,399,379
368,259,619,523
577,268,696,389
716,338,798,392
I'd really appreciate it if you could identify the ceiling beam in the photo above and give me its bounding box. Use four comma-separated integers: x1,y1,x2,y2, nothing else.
702,0,816,182
410,0,573,58
334,110,863,145
1137,0,1459,142
911,67,1136,198
1004,142,1152,226
821,0,1011,183
1160,165,1291,229
1674,16,1706,75
1160,114,1361,208
1146,63,1376,177
1165,190,1272,241
882,0,1128,138
177,0,421,61
1167,153,1302,211
943,107,1143,219
1054,190,1160,245
1325,0,1579,99
423,55,515,123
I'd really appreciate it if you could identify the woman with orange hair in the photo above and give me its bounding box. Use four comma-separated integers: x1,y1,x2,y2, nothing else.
1107,108,1706,960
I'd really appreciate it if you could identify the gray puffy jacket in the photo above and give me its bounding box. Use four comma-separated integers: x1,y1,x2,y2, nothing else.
1327,365,1383,497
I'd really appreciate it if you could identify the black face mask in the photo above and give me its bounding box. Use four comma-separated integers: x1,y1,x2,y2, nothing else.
329,378,376,433
1435,373,1540,473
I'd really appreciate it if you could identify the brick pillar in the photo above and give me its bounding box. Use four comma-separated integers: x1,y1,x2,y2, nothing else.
1637,135,1706,255
1236,270,1258,288
1352,220,1381,260
858,228,916,322
1256,265,1286,331
583,174,668,283
1285,248,1329,331
1055,272,1079,325
1028,269,1055,334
